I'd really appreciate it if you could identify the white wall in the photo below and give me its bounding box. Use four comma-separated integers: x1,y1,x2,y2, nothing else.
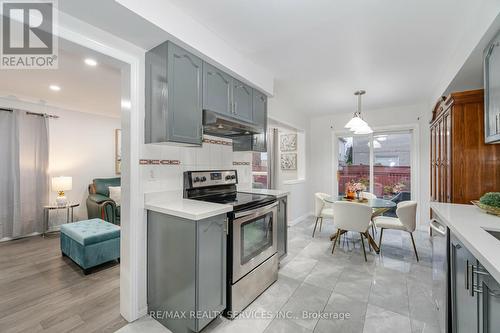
0,96,121,228
309,103,431,229
268,94,313,223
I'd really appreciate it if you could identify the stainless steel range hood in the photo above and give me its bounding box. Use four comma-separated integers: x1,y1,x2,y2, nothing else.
203,110,263,137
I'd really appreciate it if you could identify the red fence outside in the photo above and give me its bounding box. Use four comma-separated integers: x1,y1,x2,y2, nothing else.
338,165,411,197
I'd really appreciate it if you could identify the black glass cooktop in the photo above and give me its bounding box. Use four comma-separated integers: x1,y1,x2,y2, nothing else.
194,192,275,211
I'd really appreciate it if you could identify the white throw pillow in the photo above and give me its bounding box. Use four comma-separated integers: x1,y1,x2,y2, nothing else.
108,186,121,207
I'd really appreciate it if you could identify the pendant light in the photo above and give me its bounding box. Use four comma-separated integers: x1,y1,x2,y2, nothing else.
344,90,372,134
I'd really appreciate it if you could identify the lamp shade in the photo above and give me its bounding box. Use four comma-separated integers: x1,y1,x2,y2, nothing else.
344,115,367,129
52,176,72,192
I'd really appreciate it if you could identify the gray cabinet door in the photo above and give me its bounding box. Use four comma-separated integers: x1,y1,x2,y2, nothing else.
277,197,287,259
203,62,232,115
196,216,227,330
167,43,203,145
145,42,168,144
232,79,253,122
478,266,500,333
252,89,267,128
450,234,479,333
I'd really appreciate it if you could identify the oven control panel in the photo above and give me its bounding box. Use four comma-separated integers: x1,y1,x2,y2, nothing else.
186,170,238,188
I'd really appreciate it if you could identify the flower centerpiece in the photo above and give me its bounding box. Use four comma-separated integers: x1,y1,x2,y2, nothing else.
346,180,366,200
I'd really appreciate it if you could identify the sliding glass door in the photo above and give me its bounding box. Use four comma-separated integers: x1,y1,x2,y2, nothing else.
337,130,413,206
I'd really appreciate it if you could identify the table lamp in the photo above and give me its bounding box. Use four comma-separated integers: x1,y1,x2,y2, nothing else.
52,176,72,206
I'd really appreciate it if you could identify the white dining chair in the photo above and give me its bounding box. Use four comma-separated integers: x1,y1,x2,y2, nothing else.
312,192,334,237
361,191,377,237
373,201,419,261
331,201,373,261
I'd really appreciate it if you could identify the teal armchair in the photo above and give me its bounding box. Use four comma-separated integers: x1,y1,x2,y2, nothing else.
86,178,121,225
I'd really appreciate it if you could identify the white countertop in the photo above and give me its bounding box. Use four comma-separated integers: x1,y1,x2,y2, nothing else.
431,202,500,283
241,189,290,198
145,198,233,221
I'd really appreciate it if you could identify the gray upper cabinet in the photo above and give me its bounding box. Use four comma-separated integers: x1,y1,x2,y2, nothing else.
253,89,267,128
203,62,232,116
145,41,203,145
233,89,267,152
232,79,253,122
484,31,500,144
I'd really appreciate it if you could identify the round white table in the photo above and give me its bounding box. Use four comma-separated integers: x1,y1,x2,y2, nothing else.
43,202,79,236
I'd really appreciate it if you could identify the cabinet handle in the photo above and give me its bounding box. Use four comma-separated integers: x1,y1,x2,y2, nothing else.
468,263,490,297
234,102,238,114
225,218,229,235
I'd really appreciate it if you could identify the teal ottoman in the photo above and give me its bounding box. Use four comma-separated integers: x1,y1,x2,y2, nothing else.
60,218,120,274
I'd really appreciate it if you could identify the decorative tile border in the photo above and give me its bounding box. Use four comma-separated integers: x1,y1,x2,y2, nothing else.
140,159,181,165
233,161,250,166
203,138,232,146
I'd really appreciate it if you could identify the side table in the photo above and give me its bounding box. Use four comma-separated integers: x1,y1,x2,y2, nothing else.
43,203,80,237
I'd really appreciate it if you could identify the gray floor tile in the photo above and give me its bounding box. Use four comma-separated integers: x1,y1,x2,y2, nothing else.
278,256,318,281
264,318,312,333
303,261,344,290
363,304,411,333
281,282,331,330
410,318,441,333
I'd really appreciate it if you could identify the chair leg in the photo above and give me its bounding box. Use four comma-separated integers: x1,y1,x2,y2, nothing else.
319,217,323,232
379,228,384,252
410,232,419,262
332,229,341,254
360,232,367,262
312,217,320,237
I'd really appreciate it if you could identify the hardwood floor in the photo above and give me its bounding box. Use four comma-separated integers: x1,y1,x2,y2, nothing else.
0,234,127,333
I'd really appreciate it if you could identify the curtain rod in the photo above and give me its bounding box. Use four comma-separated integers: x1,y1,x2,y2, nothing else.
0,108,59,119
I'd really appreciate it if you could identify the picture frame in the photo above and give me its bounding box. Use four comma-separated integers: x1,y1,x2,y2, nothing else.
280,133,297,151
280,153,297,170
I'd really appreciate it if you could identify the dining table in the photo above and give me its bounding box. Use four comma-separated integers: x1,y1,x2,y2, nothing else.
323,195,397,254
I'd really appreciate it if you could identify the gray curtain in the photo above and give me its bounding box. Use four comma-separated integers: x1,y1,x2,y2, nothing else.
0,110,49,239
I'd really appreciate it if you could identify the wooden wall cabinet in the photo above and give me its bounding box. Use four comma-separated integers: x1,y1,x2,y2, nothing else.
430,89,500,205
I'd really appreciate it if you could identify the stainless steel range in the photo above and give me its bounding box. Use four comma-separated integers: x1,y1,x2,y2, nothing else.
184,170,279,318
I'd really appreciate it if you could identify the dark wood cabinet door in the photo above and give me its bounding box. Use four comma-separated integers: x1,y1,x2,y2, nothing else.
444,111,452,202
430,125,436,201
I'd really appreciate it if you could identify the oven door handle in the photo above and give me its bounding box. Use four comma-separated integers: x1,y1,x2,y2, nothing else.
234,201,278,219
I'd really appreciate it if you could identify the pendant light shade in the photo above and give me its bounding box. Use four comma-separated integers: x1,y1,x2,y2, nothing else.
344,115,367,129
345,90,372,133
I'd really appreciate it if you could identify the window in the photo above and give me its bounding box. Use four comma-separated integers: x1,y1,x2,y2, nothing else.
337,130,413,209
252,152,268,189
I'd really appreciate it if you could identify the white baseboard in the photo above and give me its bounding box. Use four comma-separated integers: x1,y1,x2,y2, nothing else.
289,212,313,226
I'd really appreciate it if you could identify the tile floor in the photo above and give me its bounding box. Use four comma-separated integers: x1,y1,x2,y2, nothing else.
117,216,439,333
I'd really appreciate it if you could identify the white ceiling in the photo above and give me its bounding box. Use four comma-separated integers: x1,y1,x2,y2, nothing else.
0,39,124,117
166,0,492,115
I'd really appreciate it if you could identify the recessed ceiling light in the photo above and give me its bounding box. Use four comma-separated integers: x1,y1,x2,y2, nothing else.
84,58,97,66
49,85,61,91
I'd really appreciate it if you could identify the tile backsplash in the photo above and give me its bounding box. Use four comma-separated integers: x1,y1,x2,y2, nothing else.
141,135,253,195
